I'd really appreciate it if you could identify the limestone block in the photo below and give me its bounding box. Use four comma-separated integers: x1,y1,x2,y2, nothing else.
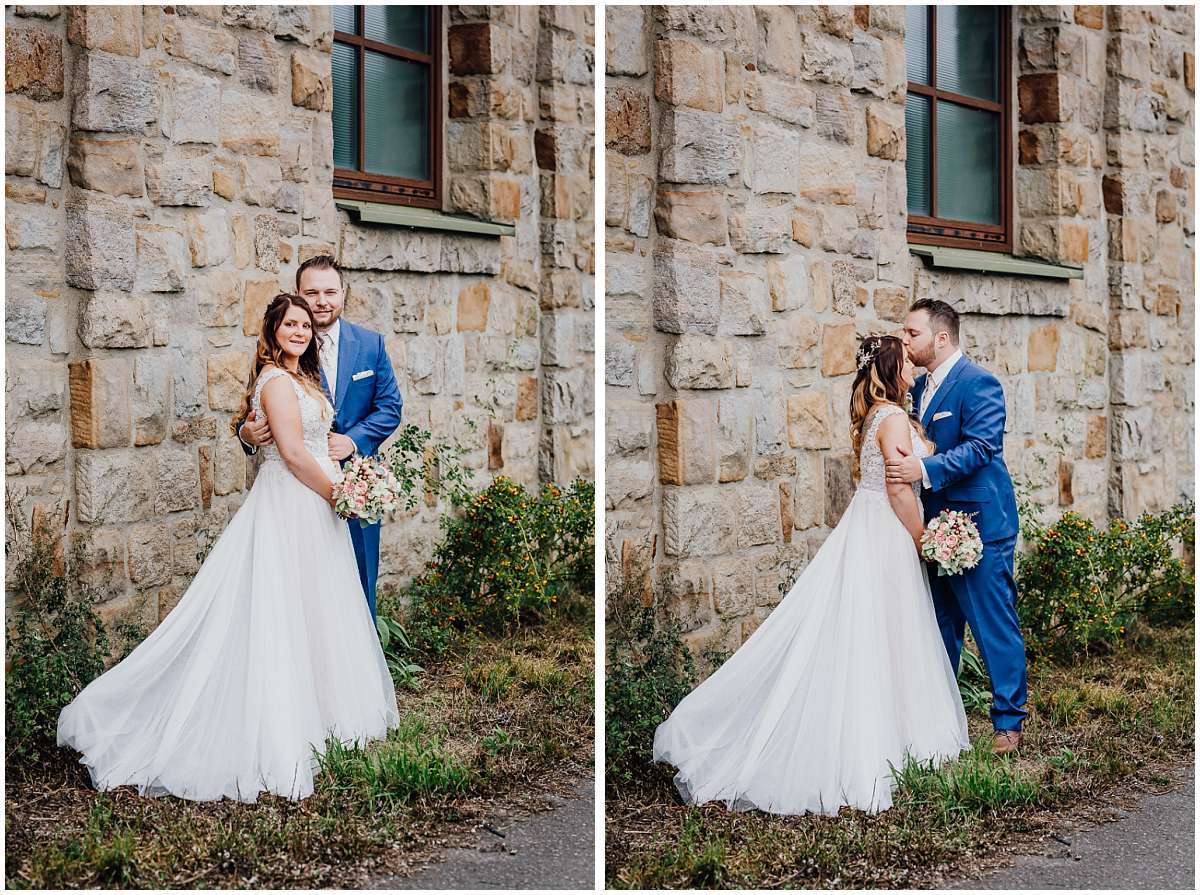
767,255,806,312
6,292,47,345
825,454,855,524
6,98,66,188
76,449,155,524
253,213,280,272
662,486,736,557
738,482,780,548
135,225,188,292
127,522,171,587
5,203,57,250
160,66,220,144
716,395,752,483
72,49,156,133
1019,72,1077,123
163,16,236,74
666,335,734,389
131,354,169,446
155,447,201,515
78,291,152,348
742,122,801,194
866,103,904,160
291,50,331,111
1028,323,1061,372
207,350,250,412
605,5,647,76
6,27,64,100
756,6,800,77
659,108,740,184
799,30,854,86
605,86,652,155
821,323,858,376
657,399,716,485
729,205,791,253
145,147,212,206
541,367,587,424
655,38,724,112
654,188,728,245
653,243,721,334
540,312,576,367
744,73,815,127
67,6,142,57
66,134,144,196
775,313,820,369
221,90,280,157
718,270,769,336
223,5,277,31
787,391,831,449
69,357,131,449
608,400,655,456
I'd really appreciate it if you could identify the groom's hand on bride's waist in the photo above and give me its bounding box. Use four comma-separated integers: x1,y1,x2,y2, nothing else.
241,410,274,447
885,448,924,484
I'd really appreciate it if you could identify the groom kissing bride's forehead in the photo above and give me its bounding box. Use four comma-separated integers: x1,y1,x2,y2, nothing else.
894,297,1028,755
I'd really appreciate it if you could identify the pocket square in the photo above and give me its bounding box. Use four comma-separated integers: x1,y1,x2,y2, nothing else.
932,410,954,421
351,369,375,381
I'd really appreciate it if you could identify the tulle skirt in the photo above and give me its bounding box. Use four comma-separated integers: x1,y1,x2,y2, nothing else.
57,456,400,803
653,488,969,815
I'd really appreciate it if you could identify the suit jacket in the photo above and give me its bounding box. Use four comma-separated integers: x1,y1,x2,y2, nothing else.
239,319,403,461
911,355,1018,543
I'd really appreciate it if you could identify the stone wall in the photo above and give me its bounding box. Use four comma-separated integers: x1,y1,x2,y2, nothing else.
604,5,1194,665
5,4,595,634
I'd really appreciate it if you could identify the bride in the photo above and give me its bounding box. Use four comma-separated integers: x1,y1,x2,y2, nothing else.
57,294,400,803
653,335,969,815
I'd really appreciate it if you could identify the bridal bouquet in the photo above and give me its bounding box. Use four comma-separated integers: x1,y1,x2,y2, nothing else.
331,454,403,526
920,510,983,576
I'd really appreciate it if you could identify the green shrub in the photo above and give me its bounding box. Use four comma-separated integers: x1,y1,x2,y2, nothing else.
5,504,111,766
374,615,423,690
605,562,697,785
403,476,595,656
1017,501,1194,659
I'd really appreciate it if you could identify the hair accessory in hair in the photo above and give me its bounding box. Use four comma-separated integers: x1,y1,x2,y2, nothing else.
855,338,880,372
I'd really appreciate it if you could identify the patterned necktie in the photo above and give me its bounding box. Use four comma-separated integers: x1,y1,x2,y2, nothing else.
921,376,938,420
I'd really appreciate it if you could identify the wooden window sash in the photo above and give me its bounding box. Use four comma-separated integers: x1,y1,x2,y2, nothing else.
906,6,1012,253
332,5,443,209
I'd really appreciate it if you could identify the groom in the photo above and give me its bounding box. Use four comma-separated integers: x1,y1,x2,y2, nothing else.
238,254,403,624
888,298,1028,756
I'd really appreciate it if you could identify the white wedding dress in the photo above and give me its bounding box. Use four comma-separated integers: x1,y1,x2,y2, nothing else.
58,367,400,802
653,403,969,815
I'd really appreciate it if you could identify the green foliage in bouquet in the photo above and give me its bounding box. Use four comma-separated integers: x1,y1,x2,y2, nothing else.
5,503,110,765
1018,500,1195,659
404,477,595,656
605,563,697,785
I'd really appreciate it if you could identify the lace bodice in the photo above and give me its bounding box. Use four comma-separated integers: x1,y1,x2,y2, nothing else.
858,404,929,495
251,368,334,463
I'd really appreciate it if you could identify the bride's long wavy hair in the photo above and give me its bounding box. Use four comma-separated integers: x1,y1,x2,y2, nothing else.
848,335,932,481
229,294,326,437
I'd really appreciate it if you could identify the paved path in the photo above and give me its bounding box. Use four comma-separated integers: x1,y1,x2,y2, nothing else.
955,766,1194,890
370,779,594,890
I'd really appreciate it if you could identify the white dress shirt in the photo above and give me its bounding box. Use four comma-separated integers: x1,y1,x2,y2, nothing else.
319,318,341,398
918,348,963,489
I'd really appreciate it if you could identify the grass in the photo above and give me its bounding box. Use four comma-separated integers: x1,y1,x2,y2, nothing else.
5,612,593,889
606,622,1194,889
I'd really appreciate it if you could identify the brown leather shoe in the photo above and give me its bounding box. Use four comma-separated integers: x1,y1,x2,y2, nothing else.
992,730,1022,756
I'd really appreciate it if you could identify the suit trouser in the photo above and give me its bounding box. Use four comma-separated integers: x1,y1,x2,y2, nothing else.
347,518,380,624
928,532,1028,731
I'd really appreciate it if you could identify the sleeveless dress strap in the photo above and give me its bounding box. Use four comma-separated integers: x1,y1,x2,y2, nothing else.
253,367,299,408
866,403,906,439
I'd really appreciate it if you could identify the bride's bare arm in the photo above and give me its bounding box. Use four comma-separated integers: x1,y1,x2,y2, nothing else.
260,375,335,503
878,413,925,551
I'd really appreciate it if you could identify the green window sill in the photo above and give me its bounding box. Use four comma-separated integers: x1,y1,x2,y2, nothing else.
909,244,1083,279
335,200,516,237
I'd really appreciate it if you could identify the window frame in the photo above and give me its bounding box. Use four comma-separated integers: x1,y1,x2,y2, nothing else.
332,5,443,210
906,6,1013,254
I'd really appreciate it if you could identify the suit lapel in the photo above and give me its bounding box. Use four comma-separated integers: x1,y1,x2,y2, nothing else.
333,321,356,411
921,355,968,428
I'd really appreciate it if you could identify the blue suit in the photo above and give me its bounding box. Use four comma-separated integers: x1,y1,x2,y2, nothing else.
912,355,1027,732
240,319,403,623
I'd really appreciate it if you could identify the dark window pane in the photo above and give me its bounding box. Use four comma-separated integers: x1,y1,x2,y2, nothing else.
332,42,358,169
906,94,931,217
364,6,429,53
332,5,357,35
936,101,999,224
363,51,429,181
906,6,929,85
936,6,999,101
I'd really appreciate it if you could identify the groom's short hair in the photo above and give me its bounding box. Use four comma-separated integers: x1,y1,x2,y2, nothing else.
295,254,344,291
910,298,960,345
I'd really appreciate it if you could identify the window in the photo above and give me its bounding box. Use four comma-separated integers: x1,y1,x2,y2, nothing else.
905,6,1011,252
332,6,442,208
